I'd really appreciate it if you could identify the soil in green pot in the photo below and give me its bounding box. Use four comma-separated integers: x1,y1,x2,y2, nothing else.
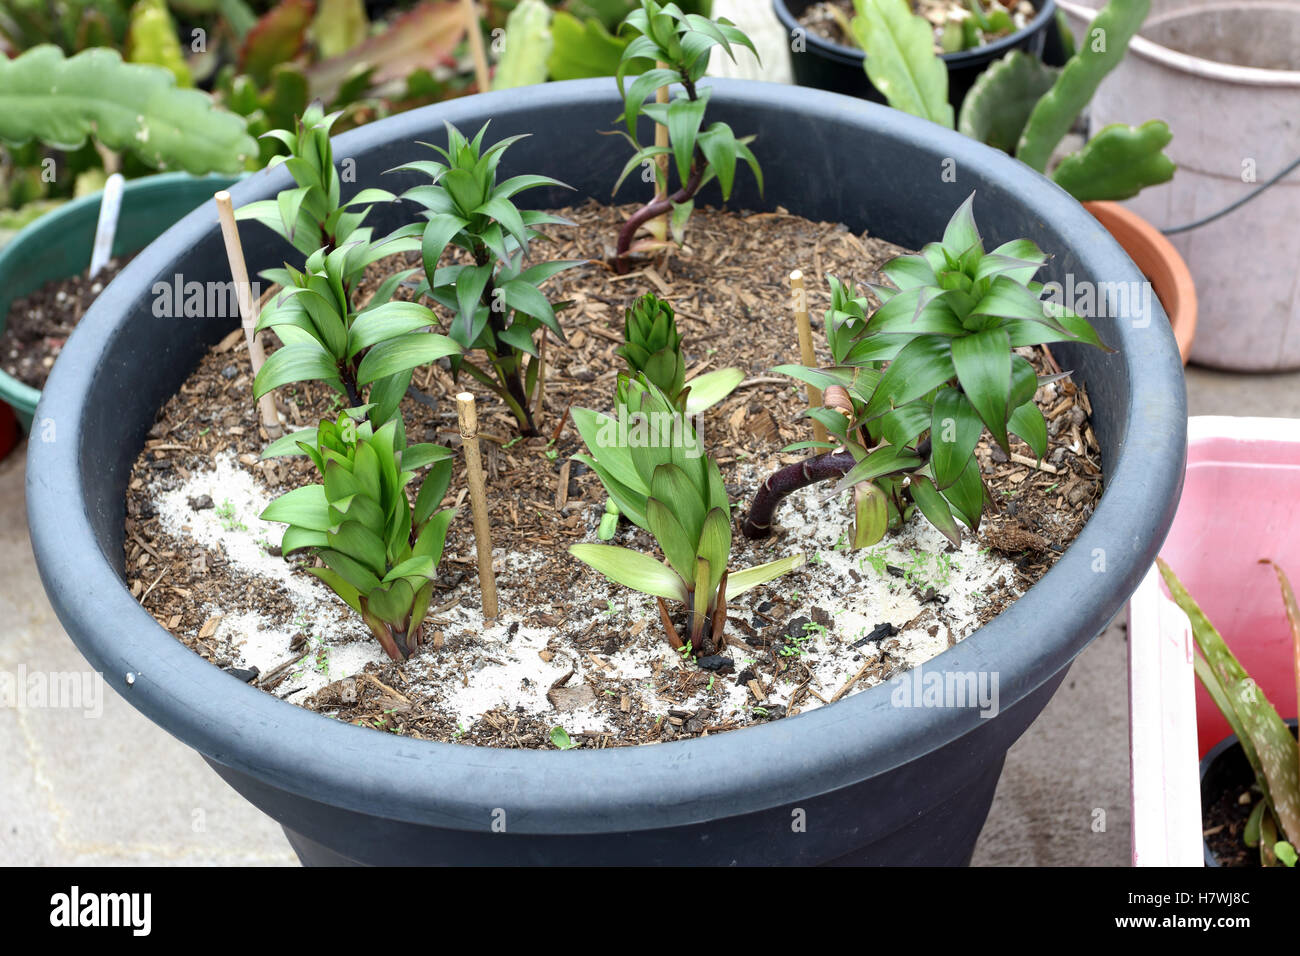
121,202,1102,750
0,256,134,390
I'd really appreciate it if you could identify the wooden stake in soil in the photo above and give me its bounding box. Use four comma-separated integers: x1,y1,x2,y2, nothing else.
790,270,827,443
461,0,491,92
650,63,671,241
534,331,548,430
214,191,281,435
456,391,499,620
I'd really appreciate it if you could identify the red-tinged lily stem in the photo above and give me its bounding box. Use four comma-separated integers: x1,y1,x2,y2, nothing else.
741,450,856,539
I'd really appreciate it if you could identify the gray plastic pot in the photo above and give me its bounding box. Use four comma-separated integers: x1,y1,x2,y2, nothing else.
26,78,1187,866
1060,0,1300,371
0,173,236,430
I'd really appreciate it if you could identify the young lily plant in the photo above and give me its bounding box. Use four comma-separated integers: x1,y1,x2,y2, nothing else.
261,408,456,663
396,121,579,436
252,237,461,429
596,293,744,539
612,0,762,269
1159,558,1300,868
570,378,803,655
745,193,1111,548
619,293,743,416
235,103,397,256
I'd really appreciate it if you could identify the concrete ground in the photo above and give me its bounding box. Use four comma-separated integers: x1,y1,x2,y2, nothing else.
2,3,1293,867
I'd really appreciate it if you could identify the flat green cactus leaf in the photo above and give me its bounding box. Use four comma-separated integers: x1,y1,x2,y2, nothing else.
126,0,192,87
0,45,256,174
1016,0,1151,172
1050,120,1175,201
851,0,954,129
957,51,1058,154
493,0,553,90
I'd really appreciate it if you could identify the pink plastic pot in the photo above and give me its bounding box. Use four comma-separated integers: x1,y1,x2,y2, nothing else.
1128,416,1300,865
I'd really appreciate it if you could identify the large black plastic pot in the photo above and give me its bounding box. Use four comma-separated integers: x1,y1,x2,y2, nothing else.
1200,721,1298,868
27,78,1186,866
774,0,1057,111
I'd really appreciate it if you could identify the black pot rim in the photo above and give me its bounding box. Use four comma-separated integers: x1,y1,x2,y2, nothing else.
27,77,1186,837
772,0,1059,69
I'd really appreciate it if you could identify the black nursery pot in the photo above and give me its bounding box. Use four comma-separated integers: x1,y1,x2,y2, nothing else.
28,78,1186,866
1200,721,1299,868
773,0,1058,111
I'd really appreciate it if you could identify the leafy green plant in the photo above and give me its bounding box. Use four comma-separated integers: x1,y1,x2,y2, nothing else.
397,121,579,436
618,293,742,415
570,381,803,654
235,103,398,256
744,193,1110,548
571,373,701,532
594,292,742,539
251,236,460,427
1158,558,1300,868
856,0,1175,202
261,408,456,662
216,1,470,168
0,45,256,175
610,0,761,269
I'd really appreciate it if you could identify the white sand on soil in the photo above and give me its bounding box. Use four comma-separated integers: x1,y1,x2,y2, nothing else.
151,452,1019,728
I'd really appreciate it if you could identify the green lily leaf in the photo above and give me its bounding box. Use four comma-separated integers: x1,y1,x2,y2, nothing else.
569,544,689,602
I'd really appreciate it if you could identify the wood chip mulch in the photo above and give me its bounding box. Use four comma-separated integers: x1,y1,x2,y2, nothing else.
121,200,1103,747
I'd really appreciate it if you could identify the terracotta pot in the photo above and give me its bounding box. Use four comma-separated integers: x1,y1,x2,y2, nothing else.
1085,200,1197,366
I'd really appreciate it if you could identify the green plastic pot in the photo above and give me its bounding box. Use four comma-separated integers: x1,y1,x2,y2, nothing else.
0,172,236,430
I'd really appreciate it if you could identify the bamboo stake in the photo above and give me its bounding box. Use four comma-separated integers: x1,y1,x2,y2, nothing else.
534,331,548,429
790,270,827,443
650,62,671,241
461,0,491,92
214,191,281,435
456,392,499,620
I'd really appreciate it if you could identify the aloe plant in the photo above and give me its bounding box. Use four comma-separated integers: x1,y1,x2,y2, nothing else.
611,0,761,270
1158,558,1299,868
570,377,802,654
262,408,456,663
396,122,580,436
0,45,256,175
235,104,397,257
744,194,1110,547
251,236,460,425
854,0,1175,203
